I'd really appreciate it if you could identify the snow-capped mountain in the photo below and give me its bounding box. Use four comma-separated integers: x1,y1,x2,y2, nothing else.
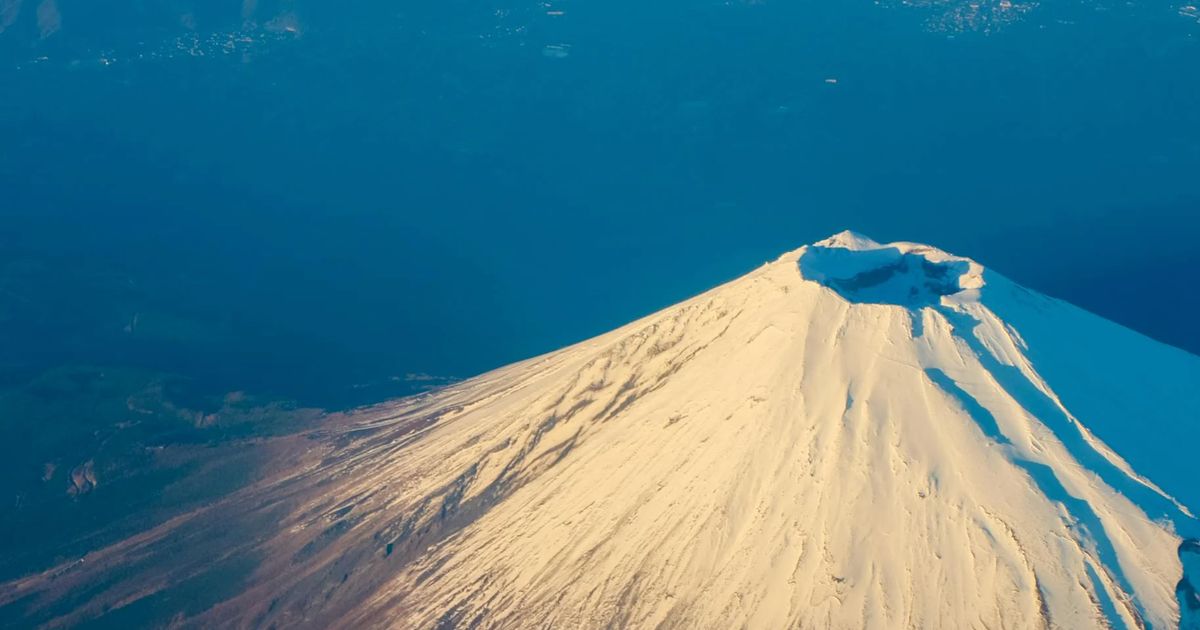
5,232,1199,629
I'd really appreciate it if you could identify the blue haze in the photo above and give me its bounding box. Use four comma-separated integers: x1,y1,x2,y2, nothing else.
1,0,1198,408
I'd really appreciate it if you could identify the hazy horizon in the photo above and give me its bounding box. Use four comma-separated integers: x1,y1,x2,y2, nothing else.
3,0,1198,410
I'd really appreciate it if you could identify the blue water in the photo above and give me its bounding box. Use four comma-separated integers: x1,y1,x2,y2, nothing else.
1,0,1198,408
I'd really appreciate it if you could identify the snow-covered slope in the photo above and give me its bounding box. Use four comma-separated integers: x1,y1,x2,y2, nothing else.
4,232,1199,629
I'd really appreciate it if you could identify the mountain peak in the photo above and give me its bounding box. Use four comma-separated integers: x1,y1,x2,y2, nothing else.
6,235,1198,630
812,229,882,250
798,231,985,307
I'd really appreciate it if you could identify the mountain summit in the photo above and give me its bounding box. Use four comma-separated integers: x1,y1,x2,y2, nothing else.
5,233,1199,629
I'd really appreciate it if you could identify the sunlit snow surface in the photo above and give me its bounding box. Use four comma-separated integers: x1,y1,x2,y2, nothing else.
3,233,1199,629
